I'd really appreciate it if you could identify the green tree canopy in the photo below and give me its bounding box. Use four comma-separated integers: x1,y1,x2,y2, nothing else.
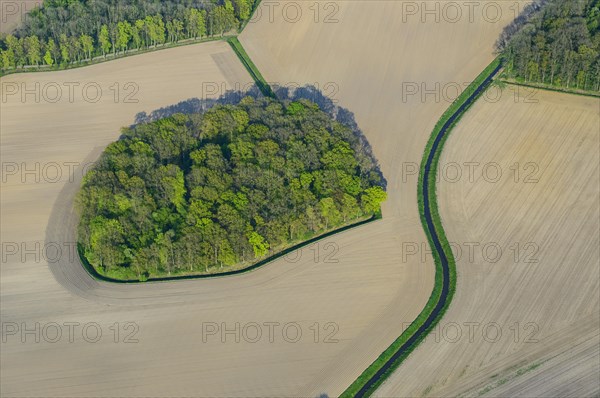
77,97,386,280
1,0,257,70
500,0,600,91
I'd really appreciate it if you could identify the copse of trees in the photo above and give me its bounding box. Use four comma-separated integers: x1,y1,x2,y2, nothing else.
0,0,255,70
76,97,387,280
499,0,600,92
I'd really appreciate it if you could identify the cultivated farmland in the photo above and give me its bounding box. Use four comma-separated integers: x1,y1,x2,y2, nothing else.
240,0,525,391
375,86,600,396
4,0,592,397
1,36,424,396
2,28,430,395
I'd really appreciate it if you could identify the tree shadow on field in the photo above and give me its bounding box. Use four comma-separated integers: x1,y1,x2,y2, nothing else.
133,83,386,189
132,87,262,125
44,85,385,296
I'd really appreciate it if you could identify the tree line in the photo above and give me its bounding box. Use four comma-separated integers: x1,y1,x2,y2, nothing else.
498,0,600,92
77,97,387,280
0,0,255,70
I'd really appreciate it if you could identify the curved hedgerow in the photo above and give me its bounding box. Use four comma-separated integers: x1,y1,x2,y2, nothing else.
77,97,386,280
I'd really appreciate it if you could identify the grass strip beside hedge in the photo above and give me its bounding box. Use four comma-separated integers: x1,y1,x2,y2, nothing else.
341,57,502,398
227,36,275,98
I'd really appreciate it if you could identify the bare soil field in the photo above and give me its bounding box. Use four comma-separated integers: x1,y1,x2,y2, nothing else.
0,1,43,34
0,38,426,397
1,29,422,396
376,87,600,396
2,2,532,397
240,0,525,393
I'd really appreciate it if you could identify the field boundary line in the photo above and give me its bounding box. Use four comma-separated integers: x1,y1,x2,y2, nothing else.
227,36,275,98
0,1,265,77
340,57,503,398
0,35,235,77
498,78,600,99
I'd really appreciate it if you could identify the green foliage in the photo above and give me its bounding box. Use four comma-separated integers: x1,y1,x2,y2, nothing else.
361,186,387,215
501,0,600,92
232,0,251,21
247,231,269,257
185,8,208,39
79,34,94,59
1,48,15,69
77,97,386,279
227,36,275,97
43,50,53,66
59,34,70,64
209,5,237,36
286,101,305,115
5,35,24,67
98,25,111,56
341,57,501,398
0,0,257,71
116,21,132,53
24,35,41,65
